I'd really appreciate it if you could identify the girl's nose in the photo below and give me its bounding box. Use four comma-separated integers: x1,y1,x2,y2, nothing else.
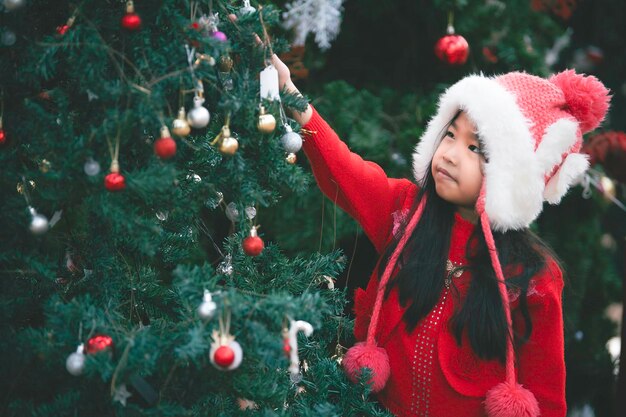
443,147,457,164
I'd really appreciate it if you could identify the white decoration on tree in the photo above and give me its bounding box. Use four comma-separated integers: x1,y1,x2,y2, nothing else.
287,320,314,382
282,0,344,51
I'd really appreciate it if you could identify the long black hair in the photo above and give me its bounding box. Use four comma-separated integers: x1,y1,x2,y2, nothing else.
380,114,562,362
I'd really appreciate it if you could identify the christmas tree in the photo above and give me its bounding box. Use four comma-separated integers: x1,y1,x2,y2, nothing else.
0,0,386,415
2,0,625,416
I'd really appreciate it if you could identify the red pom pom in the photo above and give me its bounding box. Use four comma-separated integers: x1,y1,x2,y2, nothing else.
485,381,540,417
121,13,142,31
0,129,6,145
213,345,235,367
104,172,126,191
549,69,610,133
154,136,177,159
242,236,264,257
85,334,114,354
342,342,390,393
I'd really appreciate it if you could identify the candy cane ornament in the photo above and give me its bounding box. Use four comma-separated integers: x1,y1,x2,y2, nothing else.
287,320,313,382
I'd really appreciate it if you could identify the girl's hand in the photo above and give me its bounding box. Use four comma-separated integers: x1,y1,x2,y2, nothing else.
269,53,295,93
228,13,312,125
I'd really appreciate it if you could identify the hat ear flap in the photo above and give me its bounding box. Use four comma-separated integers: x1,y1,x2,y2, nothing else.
534,119,579,174
543,153,589,204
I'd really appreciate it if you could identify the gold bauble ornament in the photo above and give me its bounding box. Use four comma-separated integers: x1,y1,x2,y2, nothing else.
219,136,239,155
286,153,297,164
218,55,234,72
257,106,276,134
172,107,191,137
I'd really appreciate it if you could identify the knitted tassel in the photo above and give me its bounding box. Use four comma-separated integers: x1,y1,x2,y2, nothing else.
342,197,427,392
479,206,540,417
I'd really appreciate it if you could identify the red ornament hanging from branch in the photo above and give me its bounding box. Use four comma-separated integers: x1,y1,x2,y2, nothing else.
154,126,177,159
85,334,115,354
121,1,142,31
242,226,264,257
434,12,469,66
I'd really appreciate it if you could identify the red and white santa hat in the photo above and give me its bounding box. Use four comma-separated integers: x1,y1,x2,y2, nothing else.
413,69,610,231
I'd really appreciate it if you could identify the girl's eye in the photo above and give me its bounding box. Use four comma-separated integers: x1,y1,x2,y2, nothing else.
468,144,482,154
445,131,454,139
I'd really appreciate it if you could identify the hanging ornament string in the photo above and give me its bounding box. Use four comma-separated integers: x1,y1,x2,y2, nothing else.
185,44,200,88
209,113,231,145
106,132,121,172
258,6,275,63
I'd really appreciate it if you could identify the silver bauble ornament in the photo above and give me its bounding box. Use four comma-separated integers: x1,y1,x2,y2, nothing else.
84,157,101,176
187,96,210,129
198,290,217,320
29,207,49,235
66,344,86,376
280,125,302,154
225,202,239,222
3,0,26,11
1,29,16,46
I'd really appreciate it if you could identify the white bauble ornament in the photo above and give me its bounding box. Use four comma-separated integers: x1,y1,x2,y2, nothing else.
66,344,86,376
29,207,49,235
280,125,302,153
197,290,217,320
187,96,210,129
84,157,101,176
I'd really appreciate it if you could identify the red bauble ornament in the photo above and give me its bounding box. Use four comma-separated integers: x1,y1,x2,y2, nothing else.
56,16,75,36
154,126,177,159
213,345,235,367
242,227,264,256
56,25,70,35
0,129,6,145
435,33,470,65
121,1,142,31
85,334,114,354
105,172,126,191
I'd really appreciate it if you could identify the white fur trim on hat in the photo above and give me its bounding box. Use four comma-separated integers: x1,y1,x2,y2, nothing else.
412,74,545,232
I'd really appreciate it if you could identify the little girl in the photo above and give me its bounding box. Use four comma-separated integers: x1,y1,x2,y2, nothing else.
273,56,610,417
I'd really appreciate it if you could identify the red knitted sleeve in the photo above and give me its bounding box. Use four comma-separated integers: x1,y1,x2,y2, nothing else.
302,105,416,253
514,259,567,417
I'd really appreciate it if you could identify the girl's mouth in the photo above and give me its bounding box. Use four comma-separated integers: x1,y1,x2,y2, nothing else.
436,167,455,181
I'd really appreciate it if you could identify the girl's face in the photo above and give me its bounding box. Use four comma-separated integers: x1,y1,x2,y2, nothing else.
431,111,485,213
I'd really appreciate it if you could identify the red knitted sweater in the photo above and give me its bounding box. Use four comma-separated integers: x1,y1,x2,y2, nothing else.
302,106,567,417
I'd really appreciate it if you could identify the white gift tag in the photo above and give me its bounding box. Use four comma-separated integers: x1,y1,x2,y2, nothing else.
259,65,280,101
